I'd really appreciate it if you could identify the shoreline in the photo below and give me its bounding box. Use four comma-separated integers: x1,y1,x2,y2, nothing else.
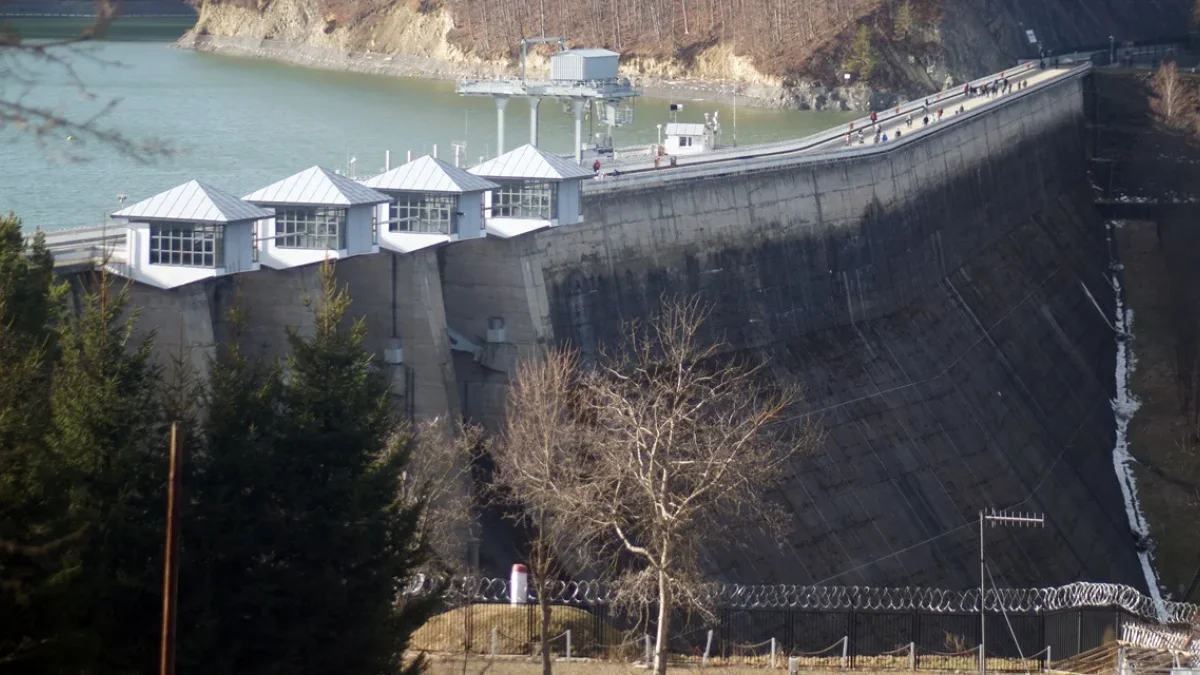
175,34,880,111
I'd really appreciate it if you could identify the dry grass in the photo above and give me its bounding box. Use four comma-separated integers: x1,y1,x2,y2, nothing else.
1117,219,1200,599
423,655,1038,675
413,604,629,657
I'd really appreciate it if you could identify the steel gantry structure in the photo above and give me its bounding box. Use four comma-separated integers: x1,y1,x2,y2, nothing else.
456,38,642,163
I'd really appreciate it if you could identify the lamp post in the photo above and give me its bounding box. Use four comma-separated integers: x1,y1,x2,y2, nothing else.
1110,35,1115,65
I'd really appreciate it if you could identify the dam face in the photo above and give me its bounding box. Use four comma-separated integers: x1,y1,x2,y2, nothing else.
441,72,1142,589
95,70,1142,589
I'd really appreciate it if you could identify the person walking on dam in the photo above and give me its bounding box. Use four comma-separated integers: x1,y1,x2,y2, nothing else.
592,159,601,176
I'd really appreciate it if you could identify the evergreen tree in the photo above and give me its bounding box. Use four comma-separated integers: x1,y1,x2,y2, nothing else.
46,271,167,675
893,1,913,40
183,264,434,675
0,214,74,672
847,24,876,81
179,301,284,674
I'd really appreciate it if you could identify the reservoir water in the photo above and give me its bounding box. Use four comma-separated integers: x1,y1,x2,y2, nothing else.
1,41,856,232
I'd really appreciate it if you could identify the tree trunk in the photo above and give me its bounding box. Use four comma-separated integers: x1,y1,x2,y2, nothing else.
654,568,671,675
540,589,553,675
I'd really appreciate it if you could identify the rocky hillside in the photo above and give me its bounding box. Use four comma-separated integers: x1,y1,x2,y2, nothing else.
182,0,1192,106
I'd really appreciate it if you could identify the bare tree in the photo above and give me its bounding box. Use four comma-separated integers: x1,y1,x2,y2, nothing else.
398,419,482,575
491,349,587,675
1149,61,1199,130
505,297,821,675
1,0,168,160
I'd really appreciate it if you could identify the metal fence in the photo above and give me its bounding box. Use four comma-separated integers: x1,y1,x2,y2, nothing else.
407,579,1196,671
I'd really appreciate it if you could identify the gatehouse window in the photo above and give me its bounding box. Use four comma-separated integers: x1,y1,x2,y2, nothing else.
274,206,347,250
149,223,223,268
493,181,557,220
390,194,458,235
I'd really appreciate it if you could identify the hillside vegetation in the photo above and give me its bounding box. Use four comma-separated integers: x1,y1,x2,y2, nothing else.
185,0,1192,98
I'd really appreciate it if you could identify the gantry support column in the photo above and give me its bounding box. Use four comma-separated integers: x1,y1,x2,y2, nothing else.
571,98,586,164
495,96,510,157
528,97,542,147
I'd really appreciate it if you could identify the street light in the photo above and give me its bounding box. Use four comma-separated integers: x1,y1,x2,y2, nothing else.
1110,35,1115,65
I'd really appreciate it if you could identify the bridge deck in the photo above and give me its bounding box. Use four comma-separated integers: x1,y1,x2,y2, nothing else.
41,63,1085,266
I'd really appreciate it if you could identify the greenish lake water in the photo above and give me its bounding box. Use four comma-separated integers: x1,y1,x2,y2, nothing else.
0,41,856,231
5,16,196,41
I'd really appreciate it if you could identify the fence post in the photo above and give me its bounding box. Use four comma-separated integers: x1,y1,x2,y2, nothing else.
770,637,777,669
1046,645,1052,671
491,627,498,658
644,634,652,666
788,656,799,675
909,642,915,671
1076,610,1082,658
978,644,984,673
847,609,855,670
703,629,713,668
566,629,572,660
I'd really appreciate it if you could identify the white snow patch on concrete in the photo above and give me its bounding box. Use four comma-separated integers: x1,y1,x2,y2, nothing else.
1106,220,1167,622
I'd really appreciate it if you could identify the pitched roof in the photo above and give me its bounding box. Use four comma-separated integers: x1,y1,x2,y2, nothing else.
469,144,593,181
666,122,707,137
112,180,272,223
243,166,391,206
360,155,499,194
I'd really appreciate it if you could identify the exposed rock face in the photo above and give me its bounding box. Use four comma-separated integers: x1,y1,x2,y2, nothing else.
180,0,1190,109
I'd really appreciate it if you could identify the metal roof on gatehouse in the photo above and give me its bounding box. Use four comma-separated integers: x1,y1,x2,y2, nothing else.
665,123,707,137
243,166,391,206
112,180,273,224
469,144,593,181
360,155,500,194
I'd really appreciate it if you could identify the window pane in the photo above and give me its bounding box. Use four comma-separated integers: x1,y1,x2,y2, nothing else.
493,181,556,220
148,223,223,268
274,207,347,250
389,194,457,235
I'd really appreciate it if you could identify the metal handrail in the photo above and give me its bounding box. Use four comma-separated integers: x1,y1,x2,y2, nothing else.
585,62,1090,193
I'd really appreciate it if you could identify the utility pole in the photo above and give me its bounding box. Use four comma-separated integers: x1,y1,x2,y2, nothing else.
159,422,182,675
979,509,1045,675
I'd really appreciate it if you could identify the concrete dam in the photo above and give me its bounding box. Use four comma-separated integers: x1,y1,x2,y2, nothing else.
66,64,1144,590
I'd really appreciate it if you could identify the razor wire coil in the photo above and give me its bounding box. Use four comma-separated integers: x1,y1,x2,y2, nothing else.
401,576,1200,625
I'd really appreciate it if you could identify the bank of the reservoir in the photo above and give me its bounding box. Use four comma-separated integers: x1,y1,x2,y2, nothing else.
175,33,885,112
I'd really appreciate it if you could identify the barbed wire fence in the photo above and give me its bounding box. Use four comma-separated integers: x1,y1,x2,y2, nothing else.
405,577,1200,671
404,577,1200,624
